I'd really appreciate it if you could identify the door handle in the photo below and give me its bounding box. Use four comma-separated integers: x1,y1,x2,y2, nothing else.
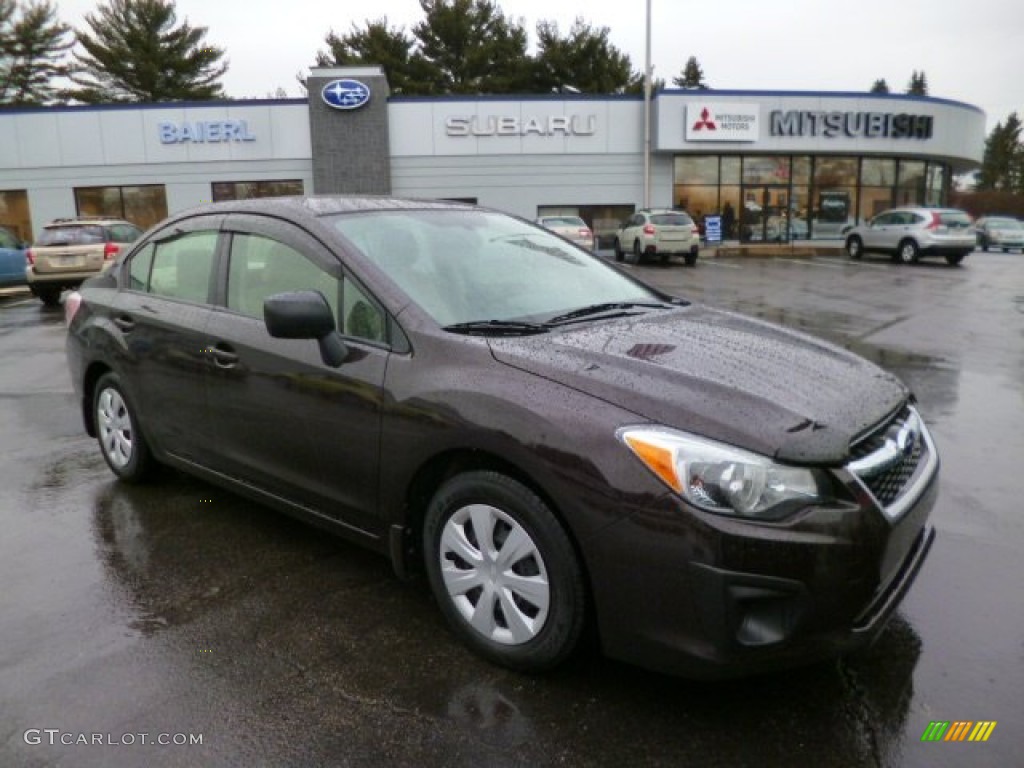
210,343,238,368
113,315,135,332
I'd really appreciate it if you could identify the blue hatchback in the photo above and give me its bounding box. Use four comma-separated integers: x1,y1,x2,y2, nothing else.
0,226,27,288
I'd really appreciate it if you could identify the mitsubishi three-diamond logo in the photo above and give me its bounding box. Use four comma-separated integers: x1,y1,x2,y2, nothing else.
692,107,717,131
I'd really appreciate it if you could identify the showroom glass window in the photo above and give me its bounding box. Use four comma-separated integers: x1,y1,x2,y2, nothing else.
674,156,721,232
811,157,858,238
896,161,926,206
0,189,32,242
858,158,896,222
75,185,168,230
925,163,948,206
211,180,304,202
146,231,218,303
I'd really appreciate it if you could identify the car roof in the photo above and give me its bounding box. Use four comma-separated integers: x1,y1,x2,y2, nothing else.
173,195,478,222
45,218,132,227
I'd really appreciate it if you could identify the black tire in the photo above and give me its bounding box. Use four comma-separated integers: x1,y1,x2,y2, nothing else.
685,252,698,267
945,253,966,266
980,239,988,252
660,252,671,265
93,372,155,483
423,471,585,672
613,238,624,262
1003,248,1010,253
845,236,863,260
624,239,639,265
34,286,62,306
897,239,920,265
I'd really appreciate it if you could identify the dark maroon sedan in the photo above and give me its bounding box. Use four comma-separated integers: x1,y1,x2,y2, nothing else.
65,197,938,677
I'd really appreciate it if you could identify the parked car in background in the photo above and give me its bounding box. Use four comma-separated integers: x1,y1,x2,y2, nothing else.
26,217,143,305
0,225,27,288
844,207,974,265
974,216,1024,252
66,196,938,678
535,215,596,252
614,209,700,266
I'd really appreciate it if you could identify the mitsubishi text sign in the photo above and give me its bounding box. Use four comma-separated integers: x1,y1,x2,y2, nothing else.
685,103,760,142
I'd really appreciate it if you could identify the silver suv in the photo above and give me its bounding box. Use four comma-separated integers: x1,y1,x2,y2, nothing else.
614,209,700,266
844,207,974,266
27,217,143,305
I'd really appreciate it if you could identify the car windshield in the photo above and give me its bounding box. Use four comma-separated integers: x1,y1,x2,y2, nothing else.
330,210,660,327
651,213,693,226
36,225,106,246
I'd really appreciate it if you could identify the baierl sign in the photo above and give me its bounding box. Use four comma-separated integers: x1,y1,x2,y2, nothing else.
445,114,597,137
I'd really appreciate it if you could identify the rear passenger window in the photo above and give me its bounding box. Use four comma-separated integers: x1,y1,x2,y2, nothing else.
127,243,154,291
148,231,218,303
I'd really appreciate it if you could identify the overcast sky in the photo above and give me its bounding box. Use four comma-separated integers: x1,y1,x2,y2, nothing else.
55,0,1023,131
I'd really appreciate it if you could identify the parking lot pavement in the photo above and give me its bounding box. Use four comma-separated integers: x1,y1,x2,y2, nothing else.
2,250,1022,767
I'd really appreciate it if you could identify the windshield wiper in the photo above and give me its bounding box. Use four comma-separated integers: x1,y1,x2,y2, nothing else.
442,319,551,336
546,301,670,325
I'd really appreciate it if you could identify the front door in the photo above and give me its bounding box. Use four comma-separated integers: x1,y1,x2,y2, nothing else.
201,214,390,535
739,185,791,242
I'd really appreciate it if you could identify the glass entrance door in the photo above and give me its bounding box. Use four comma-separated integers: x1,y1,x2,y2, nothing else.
739,185,807,242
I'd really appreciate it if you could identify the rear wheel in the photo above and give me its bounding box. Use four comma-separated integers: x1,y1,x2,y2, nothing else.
423,471,585,672
685,252,698,267
660,252,671,265
93,372,154,482
613,238,624,262
897,239,920,264
845,236,863,260
626,239,642,265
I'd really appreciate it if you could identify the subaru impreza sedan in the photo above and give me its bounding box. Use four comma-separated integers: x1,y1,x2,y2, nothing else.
66,197,938,678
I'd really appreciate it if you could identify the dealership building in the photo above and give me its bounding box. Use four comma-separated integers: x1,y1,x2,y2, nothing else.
0,66,986,247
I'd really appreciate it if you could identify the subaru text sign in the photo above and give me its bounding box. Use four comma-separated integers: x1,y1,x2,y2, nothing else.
685,103,759,142
321,79,371,111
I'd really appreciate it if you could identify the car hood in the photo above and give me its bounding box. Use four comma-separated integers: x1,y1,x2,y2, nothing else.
488,305,907,464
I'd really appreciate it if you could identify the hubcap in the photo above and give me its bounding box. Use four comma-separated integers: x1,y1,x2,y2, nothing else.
439,504,550,645
97,388,133,468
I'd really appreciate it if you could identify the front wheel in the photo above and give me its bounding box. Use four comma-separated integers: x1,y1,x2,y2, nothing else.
845,236,863,260
897,239,920,264
423,471,585,672
93,372,155,482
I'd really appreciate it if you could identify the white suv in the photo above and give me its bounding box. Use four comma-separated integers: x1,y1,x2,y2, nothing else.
614,210,700,266
844,207,974,266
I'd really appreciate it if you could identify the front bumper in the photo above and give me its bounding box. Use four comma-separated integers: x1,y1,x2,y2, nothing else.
585,460,938,679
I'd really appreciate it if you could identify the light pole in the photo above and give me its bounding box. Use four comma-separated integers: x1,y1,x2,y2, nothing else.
642,0,652,209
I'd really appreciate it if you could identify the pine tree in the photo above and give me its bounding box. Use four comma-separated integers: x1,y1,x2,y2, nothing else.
869,78,889,94
65,0,227,103
0,0,73,105
316,17,433,95
905,70,928,96
533,18,635,94
672,56,707,89
976,113,1023,192
410,0,530,94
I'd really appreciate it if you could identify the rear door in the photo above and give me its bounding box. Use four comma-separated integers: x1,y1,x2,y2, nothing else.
112,215,226,459
202,214,390,534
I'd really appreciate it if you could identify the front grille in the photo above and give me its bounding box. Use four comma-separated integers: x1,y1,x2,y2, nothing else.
847,406,931,514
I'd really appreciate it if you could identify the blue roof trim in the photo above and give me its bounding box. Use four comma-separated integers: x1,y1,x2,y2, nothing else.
658,88,984,115
0,97,308,116
388,93,643,104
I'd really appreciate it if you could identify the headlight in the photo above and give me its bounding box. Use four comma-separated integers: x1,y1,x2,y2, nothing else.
617,426,831,520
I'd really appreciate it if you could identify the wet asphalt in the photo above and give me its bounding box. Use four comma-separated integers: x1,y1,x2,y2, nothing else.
1,248,1021,767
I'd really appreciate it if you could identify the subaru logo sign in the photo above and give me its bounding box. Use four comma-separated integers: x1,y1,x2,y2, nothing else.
321,79,370,111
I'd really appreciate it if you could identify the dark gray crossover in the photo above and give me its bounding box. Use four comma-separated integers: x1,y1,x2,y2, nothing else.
65,197,939,677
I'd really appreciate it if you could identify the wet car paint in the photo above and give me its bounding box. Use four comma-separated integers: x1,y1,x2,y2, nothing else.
1,250,1022,767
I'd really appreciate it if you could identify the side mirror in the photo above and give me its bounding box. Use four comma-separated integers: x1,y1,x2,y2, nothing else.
264,290,347,368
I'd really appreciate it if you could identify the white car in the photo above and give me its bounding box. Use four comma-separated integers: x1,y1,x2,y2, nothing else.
613,210,700,266
535,216,596,252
